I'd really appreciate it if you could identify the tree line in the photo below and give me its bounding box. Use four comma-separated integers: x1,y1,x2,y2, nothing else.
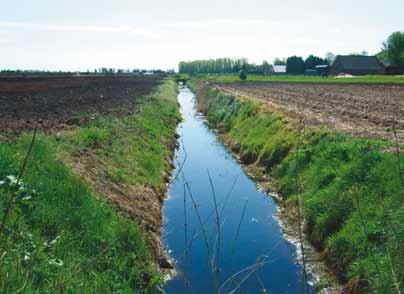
178,55,330,75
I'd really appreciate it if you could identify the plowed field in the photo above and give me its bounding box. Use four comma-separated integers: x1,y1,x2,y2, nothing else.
214,82,404,143
0,75,163,133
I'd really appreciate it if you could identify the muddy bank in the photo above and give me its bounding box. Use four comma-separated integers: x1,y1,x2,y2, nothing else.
51,80,181,270
70,135,179,269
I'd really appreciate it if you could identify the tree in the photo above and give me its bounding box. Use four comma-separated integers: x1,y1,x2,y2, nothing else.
273,57,286,65
286,56,305,74
304,55,327,70
325,52,336,65
382,31,404,67
262,60,273,75
239,70,247,80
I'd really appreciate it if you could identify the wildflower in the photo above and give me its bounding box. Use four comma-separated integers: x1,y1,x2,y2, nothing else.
48,258,64,266
6,175,17,184
49,236,60,246
45,236,61,248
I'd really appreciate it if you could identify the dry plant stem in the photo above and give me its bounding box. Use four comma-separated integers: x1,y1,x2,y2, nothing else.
189,174,239,248
219,174,239,217
294,115,309,294
227,200,249,291
207,170,221,278
219,259,270,293
229,200,249,272
0,127,38,234
392,121,403,192
183,182,190,289
182,173,217,290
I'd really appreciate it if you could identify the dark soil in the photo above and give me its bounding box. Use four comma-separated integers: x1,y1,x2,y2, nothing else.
214,82,404,143
0,75,163,133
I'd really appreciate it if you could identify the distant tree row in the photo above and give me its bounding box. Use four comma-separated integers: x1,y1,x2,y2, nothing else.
179,55,331,75
0,68,173,76
179,58,276,75
179,58,249,74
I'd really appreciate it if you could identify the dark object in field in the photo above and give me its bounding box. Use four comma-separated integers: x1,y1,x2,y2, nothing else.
239,70,247,81
0,75,163,133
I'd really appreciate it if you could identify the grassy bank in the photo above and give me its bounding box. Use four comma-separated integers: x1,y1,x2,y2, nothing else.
198,74,404,84
0,79,180,292
190,79,404,293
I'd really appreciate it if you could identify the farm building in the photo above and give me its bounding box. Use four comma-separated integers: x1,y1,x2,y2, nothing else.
315,65,330,76
273,65,286,74
330,55,385,76
304,69,319,76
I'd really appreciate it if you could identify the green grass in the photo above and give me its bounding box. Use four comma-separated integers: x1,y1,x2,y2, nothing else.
191,79,404,293
56,79,180,191
196,73,404,84
0,79,180,292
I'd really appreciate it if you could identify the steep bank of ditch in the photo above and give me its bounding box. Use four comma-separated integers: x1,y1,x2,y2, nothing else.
189,79,403,294
0,79,180,292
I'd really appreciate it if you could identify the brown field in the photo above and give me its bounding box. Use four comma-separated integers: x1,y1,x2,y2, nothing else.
214,82,404,143
0,75,163,133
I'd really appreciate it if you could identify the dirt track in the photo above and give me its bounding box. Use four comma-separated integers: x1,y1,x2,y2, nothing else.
214,82,404,143
0,75,163,133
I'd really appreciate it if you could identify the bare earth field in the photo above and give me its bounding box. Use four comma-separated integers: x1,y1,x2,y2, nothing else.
214,82,404,143
0,75,163,133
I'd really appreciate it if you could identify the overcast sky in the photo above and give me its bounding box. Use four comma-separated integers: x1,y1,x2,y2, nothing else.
1,0,403,71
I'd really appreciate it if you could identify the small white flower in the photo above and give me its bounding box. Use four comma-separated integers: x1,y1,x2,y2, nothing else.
48,258,64,266
45,236,61,248
49,236,60,246
6,175,17,184
22,195,32,201
0,180,5,185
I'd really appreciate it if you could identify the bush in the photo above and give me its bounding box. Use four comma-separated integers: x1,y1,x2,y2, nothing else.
239,70,247,80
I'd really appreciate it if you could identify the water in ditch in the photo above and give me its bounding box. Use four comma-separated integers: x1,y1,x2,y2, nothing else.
162,86,314,293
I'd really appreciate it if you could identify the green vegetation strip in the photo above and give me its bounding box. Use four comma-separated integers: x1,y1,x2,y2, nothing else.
191,79,404,293
0,79,180,292
199,74,404,84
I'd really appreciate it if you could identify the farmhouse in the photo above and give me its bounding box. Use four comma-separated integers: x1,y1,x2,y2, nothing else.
330,55,385,76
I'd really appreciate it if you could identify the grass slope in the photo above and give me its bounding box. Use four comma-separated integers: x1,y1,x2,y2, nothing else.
198,74,404,84
0,79,180,292
191,79,404,293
